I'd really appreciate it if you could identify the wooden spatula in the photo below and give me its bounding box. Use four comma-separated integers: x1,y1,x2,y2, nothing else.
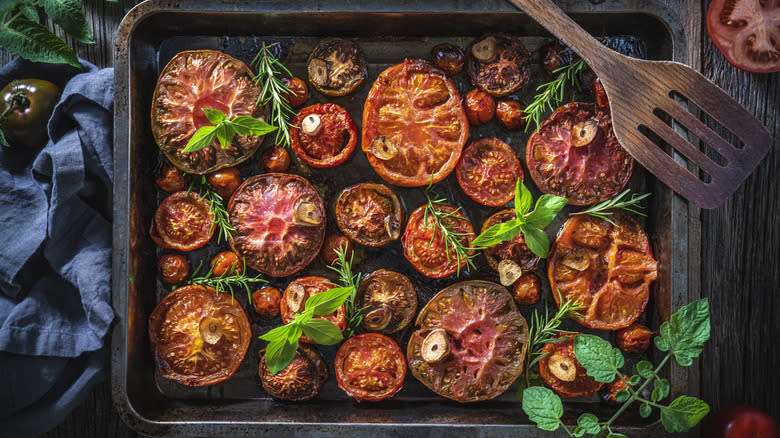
507,0,771,209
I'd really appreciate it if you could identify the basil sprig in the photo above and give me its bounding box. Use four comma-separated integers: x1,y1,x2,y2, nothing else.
182,108,276,153
522,299,712,437
470,179,567,258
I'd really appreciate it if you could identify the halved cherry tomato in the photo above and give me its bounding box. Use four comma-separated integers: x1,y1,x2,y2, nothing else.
156,159,187,193
466,33,530,97
362,59,468,187
549,213,658,330
481,209,541,273
252,287,282,318
259,344,327,401
335,182,404,247
148,285,252,386
290,103,357,168
320,233,355,266
407,280,528,402
615,322,653,353
539,334,604,398
282,77,309,108
456,138,523,207
357,270,417,334
280,277,346,344
335,333,406,402
707,405,780,438
307,38,367,97
207,167,242,199
210,251,244,277
228,174,325,277
706,0,780,74
158,254,189,285
151,191,214,251
401,203,475,279
526,102,633,206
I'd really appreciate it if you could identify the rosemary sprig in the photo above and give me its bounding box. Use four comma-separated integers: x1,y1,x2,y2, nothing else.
571,189,651,226
524,58,587,132
327,246,368,338
422,184,476,276
190,176,236,245
182,260,267,303
251,42,295,149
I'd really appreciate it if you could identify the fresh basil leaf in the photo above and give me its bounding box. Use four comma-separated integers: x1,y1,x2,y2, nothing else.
615,388,630,403
182,126,217,153
655,378,670,399
203,108,226,125
656,298,710,367
576,413,601,434
660,395,710,433
258,324,292,342
525,194,568,229
231,115,277,136
302,318,343,345
215,123,233,149
518,224,550,258
287,323,302,343
515,180,532,217
636,360,654,379
639,402,652,418
522,386,563,432
264,338,299,375
470,218,523,248
38,0,93,43
0,18,79,67
305,286,352,316
573,334,624,383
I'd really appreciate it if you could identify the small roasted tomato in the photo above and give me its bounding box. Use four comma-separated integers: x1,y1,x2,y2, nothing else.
307,38,367,96
207,167,242,199
540,41,577,76
512,273,541,306
456,138,523,207
495,99,527,130
211,251,244,277
335,333,406,402
259,344,327,401
592,76,609,109
151,191,215,251
707,405,780,438
290,103,357,168
357,270,417,334
466,33,530,97
430,43,465,76
158,254,189,285
0,78,60,149
252,287,282,318
321,233,355,266
539,334,604,398
706,0,780,74
526,102,633,206
601,374,632,405
549,213,657,330
615,322,653,353
261,145,291,172
280,277,347,344
156,159,187,193
463,89,496,125
282,77,309,108
402,204,476,279
148,285,251,386
481,210,541,280
336,182,404,247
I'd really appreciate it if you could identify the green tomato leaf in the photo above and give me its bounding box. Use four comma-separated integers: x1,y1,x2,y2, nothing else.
0,128,9,147
215,123,234,149
515,179,532,217
518,224,550,258
182,125,217,153
615,388,630,403
0,17,79,67
576,413,601,434
19,4,39,23
38,0,93,43
655,378,670,399
656,298,711,367
203,108,226,125
636,360,654,379
305,286,352,316
573,334,624,383
522,386,563,432
258,324,292,342
264,338,299,375
470,218,523,249
629,374,642,386
660,395,710,433
301,318,344,345
573,426,585,437
606,433,629,438
639,402,652,418
230,115,277,136
525,193,568,229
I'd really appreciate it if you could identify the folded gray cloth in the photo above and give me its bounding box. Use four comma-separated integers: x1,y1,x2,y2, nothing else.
0,57,114,437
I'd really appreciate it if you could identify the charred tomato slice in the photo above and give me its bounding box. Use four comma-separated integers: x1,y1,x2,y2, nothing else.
549,213,658,330
151,50,267,174
362,59,468,187
456,138,523,207
401,203,476,279
307,38,367,96
259,344,328,401
228,173,325,277
466,33,531,97
151,191,215,251
280,276,347,344
526,102,634,206
357,270,417,334
148,285,251,386
707,0,780,73
336,182,404,247
407,281,528,402
481,209,541,274
335,333,407,402
290,103,357,168
539,334,604,398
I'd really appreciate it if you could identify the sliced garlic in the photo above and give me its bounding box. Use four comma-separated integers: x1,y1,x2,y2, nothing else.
286,283,306,313
199,317,223,345
384,215,401,240
293,200,323,226
363,307,392,331
561,248,591,271
369,136,398,160
498,259,523,286
421,328,450,364
472,36,497,63
571,119,598,147
548,353,577,382
308,58,329,86
301,114,322,136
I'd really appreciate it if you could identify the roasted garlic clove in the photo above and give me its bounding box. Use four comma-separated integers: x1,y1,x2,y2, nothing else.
562,248,591,271
293,200,323,226
384,215,401,240
199,316,224,344
286,283,306,313
307,58,329,87
498,259,523,286
369,136,398,160
571,119,598,147
421,328,450,364
548,353,577,382
301,114,322,136
472,36,497,63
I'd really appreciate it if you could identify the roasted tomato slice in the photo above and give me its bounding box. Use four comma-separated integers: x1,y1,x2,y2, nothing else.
549,213,658,330
335,333,407,402
362,59,469,187
401,203,476,279
290,103,357,168
526,102,634,206
407,281,528,402
539,334,604,398
336,182,404,247
151,50,266,174
259,344,328,401
481,209,541,275
357,270,417,334
307,38,367,96
148,285,251,386
707,0,780,73
456,138,523,207
466,33,531,97
152,191,215,251
280,276,347,344
228,174,325,277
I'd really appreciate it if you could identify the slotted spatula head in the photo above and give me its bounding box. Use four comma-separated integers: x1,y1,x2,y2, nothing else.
507,0,771,209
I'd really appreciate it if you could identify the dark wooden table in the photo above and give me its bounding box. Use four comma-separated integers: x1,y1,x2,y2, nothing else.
2,0,774,436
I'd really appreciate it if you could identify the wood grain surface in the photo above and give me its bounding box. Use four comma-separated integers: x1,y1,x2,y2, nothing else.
0,0,775,436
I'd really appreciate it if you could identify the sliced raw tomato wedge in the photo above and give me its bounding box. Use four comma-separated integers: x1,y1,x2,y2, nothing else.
707,0,780,74
290,103,357,168
280,276,346,344
151,191,214,251
335,333,407,402
456,138,523,207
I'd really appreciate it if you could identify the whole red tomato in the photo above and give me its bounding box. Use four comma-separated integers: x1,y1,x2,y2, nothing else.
707,405,780,438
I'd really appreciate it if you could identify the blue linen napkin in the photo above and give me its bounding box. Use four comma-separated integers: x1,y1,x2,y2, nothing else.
0,57,114,438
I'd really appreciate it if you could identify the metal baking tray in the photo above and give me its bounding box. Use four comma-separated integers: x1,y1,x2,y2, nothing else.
112,0,694,436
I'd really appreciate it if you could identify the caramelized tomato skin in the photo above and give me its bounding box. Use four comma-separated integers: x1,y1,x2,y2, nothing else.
291,103,357,168
539,334,604,398
282,77,309,108
259,344,327,401
207,167,242,199
456,138,523,207
335,182,404,247
261,145,291,172
401,204,475,279
466,33,531,97
357,269,417,334
334,333,407,402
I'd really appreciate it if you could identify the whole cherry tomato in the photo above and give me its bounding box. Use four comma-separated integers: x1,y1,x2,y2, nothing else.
252,287,282,318
615,322,653,353
495,99,527,130
156,159,187,193
320,234,355,266
282,77,309,108
512,273,541,306
430,43,465,76
261,145,291,172
463,89,496,126
207,167,242,199
158,254,189,285
210,251,244,277
0,79,61,149
707,405,780,438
